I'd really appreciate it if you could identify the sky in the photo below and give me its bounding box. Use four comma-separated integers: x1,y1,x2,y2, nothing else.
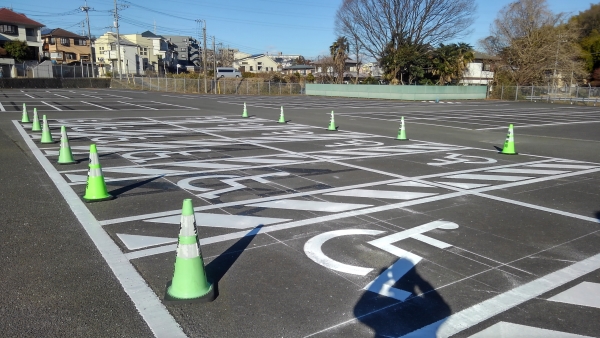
1,0,595,59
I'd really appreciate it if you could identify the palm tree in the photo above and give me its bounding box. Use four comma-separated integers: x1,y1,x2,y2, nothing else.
432,43,474,85
330,36,349,83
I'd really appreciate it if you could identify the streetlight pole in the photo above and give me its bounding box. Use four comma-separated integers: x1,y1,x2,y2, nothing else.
81,1,96,78
113,0,122,80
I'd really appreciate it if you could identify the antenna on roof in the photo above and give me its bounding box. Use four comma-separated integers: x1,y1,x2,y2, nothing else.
154,19,156,34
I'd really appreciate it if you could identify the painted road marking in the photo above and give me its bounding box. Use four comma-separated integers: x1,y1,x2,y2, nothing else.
117,233,177,251
117,101,158,110
0,102,5,111
145,213,291,229
304,229,385,275
41,101,62,111
12,121,185,337
150,100,199,109
389,181,434,188
548,282,600,309
400,252,600,337
434,182,491,189
324,189,437,200
81,93,104,99
103,167,184,175
81,101,112,110
54,94,70,99
526,163,598,170
364,221,459,301
443,174,534,181
247,199,373,212
485,168,569,175
467,322,593,338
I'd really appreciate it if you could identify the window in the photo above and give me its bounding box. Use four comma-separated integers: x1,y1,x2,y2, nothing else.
180,47,186,52
80,55,89,61
242,62,248,65
99,47,104,51
483,63,491,72
49,38,56,45
0,25,17,34
257,62,262,65
74,39,87,46
25,28,35,36
60,38,70,46
258,66,262,71
249,66,253,71
66,53,76,60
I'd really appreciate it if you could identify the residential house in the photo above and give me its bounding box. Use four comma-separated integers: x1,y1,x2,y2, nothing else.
269,53,302,70
312,57,363,80
232,53,278,73
360,62,383,78
460,52,498,86
149,35,177,72
0,8,44,61
95,32,141,75
41,28,91,64
282,64,315,75
162,35,200,67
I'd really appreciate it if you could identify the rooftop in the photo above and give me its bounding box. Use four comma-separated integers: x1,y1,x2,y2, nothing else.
0,8,43,27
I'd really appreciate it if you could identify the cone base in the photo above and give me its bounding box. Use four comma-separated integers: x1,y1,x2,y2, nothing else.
499,151,518,155
278,121,286,124
58,160,78,165
31,128,42,132
327,127,337,131
41,140,56,144
21,121,32,124
83,194,114,203
395,138,409,141
164,281,215,304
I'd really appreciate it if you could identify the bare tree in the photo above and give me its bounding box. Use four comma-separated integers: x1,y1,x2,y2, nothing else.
479,0,585,85
335,0,476,60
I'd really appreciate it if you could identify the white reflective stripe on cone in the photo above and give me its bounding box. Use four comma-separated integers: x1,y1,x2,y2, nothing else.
179,215,197,237
177,243,200,258
89,153,100,166
88,168,103,177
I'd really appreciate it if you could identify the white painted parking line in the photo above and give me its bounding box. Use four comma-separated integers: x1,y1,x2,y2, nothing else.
400,252,600,337
247,199,372,212
40,101,62,111
485,168,569,175
54,94,70,99
81,101,112,110
81,94,104,99
117,233,177,251
443,174,534,181
0,102,5,111
324,189,437,200
150,101,199,109
24,93,35,98
434,182,491,189
548,282,600,309
117,101,158,110
526,163,598,170
467,322,592,338
145,213,291,230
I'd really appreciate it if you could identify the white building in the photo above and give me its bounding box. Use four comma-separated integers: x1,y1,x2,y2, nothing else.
232,53,279,73
461,52,498,85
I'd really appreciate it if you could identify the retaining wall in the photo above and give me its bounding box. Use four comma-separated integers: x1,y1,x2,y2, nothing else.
305,84,487,100
0,78,111,89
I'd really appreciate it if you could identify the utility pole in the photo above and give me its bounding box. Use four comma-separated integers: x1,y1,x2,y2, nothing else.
212,36,216,91
113,0,122,80
81,0,96,78
202,21,207,93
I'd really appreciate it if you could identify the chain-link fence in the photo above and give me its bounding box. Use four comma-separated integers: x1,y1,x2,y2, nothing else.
490,85,600,105
110,77,305,96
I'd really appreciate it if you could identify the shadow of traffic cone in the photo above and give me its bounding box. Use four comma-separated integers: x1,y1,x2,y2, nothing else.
165,199,215,304
31,108,42,132
242,102,249,118
278,106,286,123
396,116,408,141
40,115,55,144
83,144,113,202
500,124,517,155
58,126,76,164
21,103,31,123
327,111,337,131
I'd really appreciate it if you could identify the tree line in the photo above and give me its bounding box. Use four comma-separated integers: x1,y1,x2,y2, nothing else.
331,0,596,86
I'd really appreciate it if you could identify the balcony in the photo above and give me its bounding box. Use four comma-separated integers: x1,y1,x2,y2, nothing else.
26,36,39,42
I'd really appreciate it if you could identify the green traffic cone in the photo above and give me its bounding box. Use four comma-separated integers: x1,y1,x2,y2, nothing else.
83,144,113,202
57,126,76,164
278,106,286,123
500,124,517,155
242,102,249,118
396,116,408,141
31,108,41,132
327,111,337,131
21,103,31,123
40,115,55,144
165,199,214,303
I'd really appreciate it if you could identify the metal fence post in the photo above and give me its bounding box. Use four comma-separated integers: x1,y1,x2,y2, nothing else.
500,85,504,100
246,80,248,95
198,77,200,94
184,77,186,93
576,86,579,104
515,85,518,101
279,82,281,95
530,86,533,101
269,81,271,95
141,76,144,90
